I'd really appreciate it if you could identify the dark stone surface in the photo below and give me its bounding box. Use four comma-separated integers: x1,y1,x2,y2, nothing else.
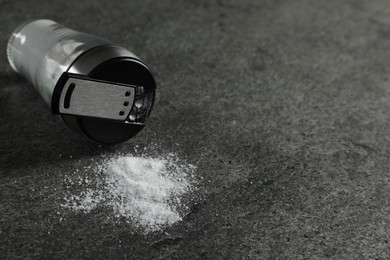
2,0,390,258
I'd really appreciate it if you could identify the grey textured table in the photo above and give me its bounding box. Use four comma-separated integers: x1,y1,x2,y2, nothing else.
2,0,390,259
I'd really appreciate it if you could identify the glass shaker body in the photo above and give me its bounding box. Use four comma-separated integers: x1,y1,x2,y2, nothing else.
7,19,111,105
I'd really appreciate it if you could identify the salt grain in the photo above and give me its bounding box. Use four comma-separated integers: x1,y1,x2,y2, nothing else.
62,153,196,233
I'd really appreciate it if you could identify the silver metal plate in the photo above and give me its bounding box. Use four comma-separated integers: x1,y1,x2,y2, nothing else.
59,77,135,121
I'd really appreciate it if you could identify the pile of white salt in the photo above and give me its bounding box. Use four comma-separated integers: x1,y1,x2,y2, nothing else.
62,153,196,233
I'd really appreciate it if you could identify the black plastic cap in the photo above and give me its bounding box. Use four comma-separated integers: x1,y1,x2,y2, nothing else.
62,57,156,145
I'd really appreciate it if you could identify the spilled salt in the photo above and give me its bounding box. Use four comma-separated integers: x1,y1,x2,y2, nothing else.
62,154,196,233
